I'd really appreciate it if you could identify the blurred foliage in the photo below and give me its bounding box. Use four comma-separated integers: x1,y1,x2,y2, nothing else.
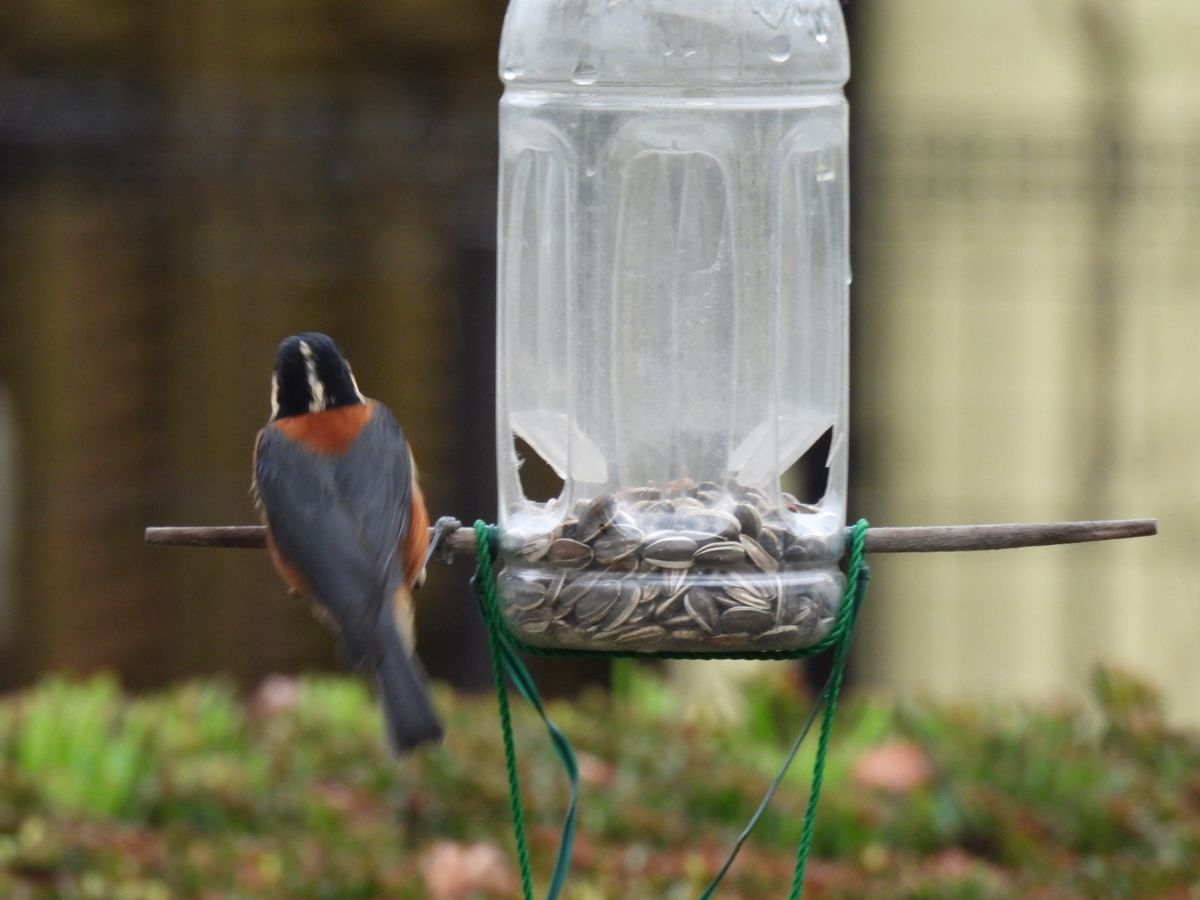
0,665,1198,897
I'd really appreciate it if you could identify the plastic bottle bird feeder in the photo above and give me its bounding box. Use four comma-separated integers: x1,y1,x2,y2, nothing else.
495,0,850,653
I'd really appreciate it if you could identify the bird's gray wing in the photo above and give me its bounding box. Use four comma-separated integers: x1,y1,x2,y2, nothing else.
254,425,387,662
331,404,413,593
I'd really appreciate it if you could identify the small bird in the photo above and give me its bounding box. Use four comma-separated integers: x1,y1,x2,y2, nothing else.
252,332,443,752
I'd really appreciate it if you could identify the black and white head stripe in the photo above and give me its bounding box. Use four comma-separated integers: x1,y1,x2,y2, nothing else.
269,333,366,420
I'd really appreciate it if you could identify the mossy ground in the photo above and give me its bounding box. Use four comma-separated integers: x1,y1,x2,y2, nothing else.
1,665,1197,898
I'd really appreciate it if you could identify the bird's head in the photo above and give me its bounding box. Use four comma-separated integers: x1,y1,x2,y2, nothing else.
269,332,366,420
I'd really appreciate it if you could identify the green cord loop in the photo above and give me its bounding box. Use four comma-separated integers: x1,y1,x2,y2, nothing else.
471,517,871,899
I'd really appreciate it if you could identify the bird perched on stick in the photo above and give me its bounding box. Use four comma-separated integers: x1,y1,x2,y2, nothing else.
252,332,443,752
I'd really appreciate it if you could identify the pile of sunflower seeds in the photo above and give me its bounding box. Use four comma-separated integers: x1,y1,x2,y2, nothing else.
497,481,844,651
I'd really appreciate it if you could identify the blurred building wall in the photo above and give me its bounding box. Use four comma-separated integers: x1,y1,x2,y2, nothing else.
2,0,1194,711
0,0,506,691
851,1,1200,720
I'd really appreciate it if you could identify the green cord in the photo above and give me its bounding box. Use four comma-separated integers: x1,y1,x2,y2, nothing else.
472,520,579,900
790,520,869,899
472,518,870,899
471,522,534,900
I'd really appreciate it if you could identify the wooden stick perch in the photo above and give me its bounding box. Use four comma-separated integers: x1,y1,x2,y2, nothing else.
144,518,1156,555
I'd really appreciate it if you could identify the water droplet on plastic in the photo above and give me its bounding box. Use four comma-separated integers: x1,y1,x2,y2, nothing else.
502,51,527,81
816,169,835,183
571,60,598,85
813,9,831,44
680,41,698,58
767,34,791,62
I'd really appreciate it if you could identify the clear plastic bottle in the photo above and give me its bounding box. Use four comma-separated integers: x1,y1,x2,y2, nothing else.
495,0,850,652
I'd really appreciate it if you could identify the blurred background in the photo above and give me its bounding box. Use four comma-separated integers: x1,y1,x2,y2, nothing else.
0,0,1195,719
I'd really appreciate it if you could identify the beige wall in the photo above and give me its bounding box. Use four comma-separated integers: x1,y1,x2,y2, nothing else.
853,0,1200,718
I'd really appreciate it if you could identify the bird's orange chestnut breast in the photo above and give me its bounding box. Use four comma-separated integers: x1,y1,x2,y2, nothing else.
270,402,376,454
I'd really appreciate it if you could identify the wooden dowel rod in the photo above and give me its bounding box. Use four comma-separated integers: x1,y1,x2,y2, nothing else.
861,519,1156,552
144,518,1156,554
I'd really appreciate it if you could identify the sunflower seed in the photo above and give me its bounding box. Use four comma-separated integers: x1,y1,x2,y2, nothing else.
643,536,698,569
675,530,725,546
784,534,833,562
598,582,641,630
615,625,667,645
518,534,552,562
548,538,593,569
666,567,687,594
591,533,637,564
733,503,762,539
612,510,638,530
624,600,653,626
781,492,820,515
574,584,621,626
637,577,663,604
625,486,661,502
576,494,618,543
726,571,771,599
544,571,568,606
811,616,836,643
724,586,772,610
556,572,601,616
665,477,696,499
684,511,742,540
720,606,774,634
654,588,687,619
739,486,772,509
611,554,642,573
739,535,779,573
503,576,547,611
692,541,747,567
778,590,816,626
757,625,803,644
756,526,785,559
683,588,720,633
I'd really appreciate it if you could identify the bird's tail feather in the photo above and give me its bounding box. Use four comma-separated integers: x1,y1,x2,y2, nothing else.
373,609,443,753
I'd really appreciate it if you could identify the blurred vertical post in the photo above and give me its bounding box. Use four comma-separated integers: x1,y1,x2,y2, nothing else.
0,387,13,648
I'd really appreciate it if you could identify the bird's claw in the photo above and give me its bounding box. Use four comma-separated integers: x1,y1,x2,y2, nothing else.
426,516,462,568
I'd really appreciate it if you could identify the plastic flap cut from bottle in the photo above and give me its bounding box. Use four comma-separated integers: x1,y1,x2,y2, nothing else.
495,0,851,653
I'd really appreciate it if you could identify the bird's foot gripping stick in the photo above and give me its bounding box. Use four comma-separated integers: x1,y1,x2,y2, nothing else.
425,516,463,568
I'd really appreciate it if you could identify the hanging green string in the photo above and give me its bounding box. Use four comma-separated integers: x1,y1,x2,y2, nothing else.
472,521,579,900
471,518,870,899
789,520,869,898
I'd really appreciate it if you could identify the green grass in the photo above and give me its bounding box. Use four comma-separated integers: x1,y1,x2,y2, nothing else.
1,665,1198,897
